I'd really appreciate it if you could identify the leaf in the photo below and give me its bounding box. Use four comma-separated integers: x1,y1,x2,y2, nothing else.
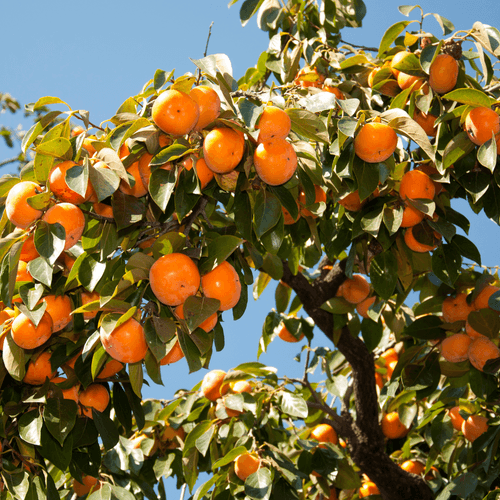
3,332,25,381
35,138,72,160
253,190,281,238
149,166,177,212
92,409,120,450
280,392,308,418
378,21,415,57
370,252,398,300
299,93,338,113
88,163,121,202
200,235,244,274
360,207,384,237
43,399,77,446
387,113,435,161
451,235,481,265
398,5,421,17
32,96,71,110
477,136,497,172
442,132,476,169
34,221,65,265
182,296,220,332
287,109,329,143
240,0,265,27
78,254,106,292
441,88,496,107
404,315,444,340
18,410,43,446
184,421,213,456
431,13,454,35
245,468,272,500
468,309,500,339
432,244,462,287
112,191,146,231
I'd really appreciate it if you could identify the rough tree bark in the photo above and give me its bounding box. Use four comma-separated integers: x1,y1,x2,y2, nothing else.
280,260,434,500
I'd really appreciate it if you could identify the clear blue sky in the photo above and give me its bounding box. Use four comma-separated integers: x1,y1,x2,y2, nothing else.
2,0,500,495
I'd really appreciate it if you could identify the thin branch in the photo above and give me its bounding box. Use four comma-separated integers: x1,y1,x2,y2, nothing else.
339,38,379,52
80,209,115,224
0,156,20,168
196,22,214,86
182,196,209,237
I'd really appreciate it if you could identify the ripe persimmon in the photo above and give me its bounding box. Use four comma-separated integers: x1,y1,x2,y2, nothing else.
203,127,245,174
353,122,398,163
381,411,409,439
356,296,376,319
152,89,200,137
390,51,411,78
42,202,86,250
161,424,186,444
189,85,221,131
441,333,472,362
256,106,291,142
100,317,148,364
48,161,93,204
400,204,425,228
149,253,201,306
16,260,33,283
119,161,148,198
0,308,15,349
182,156,215,189
298,185,327,218
5,181,43,229
414,111,437,137
160,339,185,365
73,475,101,497
442,293,474,323
465,106,500,146
282,204,300,225
50,376,79,402
359,481,380,498
20,234,39,262
96,359,124,379
234,453,261,481
23,351,56,385
339,191,363,211
230,380,252,393
278,323,304,343
399,170,435,201
174,302,217,332
323,85,345,99
11,311,53,350
93,202,114,219
397,73,428,93
462,415,488,443
310,423,338,445
474,285,500,310
404,225,441,253
201,369,227,401
254,138,298,186
429,54,459,94
40,294,72,332
401,460,425,475
380,348,399,365
465,319,485,339
79,383,110,418
71,126,85,137
468,337,500,371
448,406,465,431
201,261,241,311
82,138,97,157
342,275,370,304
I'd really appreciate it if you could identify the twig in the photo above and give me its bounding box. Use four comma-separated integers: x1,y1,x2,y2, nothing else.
0,156,20,168
303,344,311,382
339,39,379,52
182,196,209,237
196,22,214,86
179,483,187,500
80,209,115,224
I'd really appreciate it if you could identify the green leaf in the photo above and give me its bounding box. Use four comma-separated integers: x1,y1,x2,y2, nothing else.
280,392,308,418
34,221,65,266
431,13,454,35
477,136,497,172
21,111,63,154
432,244,462,287
451,235,481,265
287,109,329,143
398,5,421,17
18,410,43,446
35,138,72,160
353,159,379,201
201,235,244,274
212,445,250,469
92,409,120,450
441,88,496,107
360,207,384,237
39,425,72,471
43,399,77,446
300,93,338,113
391,52,423,76
89,162,121,202
378,21,414,57
182,295,220,332
112,190,146,231
65,162,89,199
193,475,219,500
149,167,177,212
253,190,281,238
442,132,476,169
78,254,106,292
184,420,213,456
404,315,444,340
370,252,398,299
420,42,442,74
468,309,500,339
3,332,26,381
245,468,272,500
240,0,264,27
32,96,71,110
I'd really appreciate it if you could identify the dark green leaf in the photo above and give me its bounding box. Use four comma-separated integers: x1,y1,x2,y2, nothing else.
432,244,462,287
378,21,414,57
245,467,272,500
43,399,77,446
404,315,444,340
370,252,398,299
287,109,329,143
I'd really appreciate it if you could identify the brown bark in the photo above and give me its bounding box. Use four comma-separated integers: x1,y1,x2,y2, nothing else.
280,261,433,500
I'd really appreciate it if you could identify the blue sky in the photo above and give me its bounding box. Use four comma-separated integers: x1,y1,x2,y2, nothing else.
2,0,500,495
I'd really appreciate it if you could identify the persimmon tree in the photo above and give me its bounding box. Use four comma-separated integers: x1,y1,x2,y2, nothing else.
1,1,500,499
